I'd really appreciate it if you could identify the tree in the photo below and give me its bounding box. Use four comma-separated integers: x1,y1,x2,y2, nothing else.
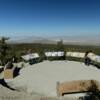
57,39,64,51
56,40,66,60
0,37,9,65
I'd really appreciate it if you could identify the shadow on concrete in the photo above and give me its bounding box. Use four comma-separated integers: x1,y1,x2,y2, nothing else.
13,67,21,78
90,62,100,69
0,67,21,91
0,79,16,91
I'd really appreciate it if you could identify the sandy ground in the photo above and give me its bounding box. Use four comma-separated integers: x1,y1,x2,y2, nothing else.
5,61,100,97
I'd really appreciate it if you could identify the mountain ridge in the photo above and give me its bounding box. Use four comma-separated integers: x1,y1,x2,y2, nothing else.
0,36,100,46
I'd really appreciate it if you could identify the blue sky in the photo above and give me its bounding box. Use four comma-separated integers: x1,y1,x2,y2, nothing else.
0,0,100,38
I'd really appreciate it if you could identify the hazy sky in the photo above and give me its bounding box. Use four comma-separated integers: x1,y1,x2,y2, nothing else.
0,0,100,38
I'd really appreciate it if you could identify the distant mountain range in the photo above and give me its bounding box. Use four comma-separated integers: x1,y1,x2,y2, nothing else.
4,35,100,46
7,36,57,44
